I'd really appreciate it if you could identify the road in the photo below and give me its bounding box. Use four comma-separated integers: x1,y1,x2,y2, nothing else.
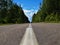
0,23,60,45
20,24,39,45
32,23,60,45
0,24,28,45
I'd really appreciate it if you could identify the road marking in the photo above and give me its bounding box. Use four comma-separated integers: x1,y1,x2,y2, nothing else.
20,24,39,45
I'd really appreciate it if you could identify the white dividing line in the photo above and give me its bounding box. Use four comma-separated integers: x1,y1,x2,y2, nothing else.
20,24,39,45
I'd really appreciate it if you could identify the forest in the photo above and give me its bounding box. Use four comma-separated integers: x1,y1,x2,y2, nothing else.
32,0,60,23
0,0,29,24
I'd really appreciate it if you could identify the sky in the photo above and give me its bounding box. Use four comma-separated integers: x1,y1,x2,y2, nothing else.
13,0,42,22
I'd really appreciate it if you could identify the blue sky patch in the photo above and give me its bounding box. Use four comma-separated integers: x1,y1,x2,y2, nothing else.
13,0,42,22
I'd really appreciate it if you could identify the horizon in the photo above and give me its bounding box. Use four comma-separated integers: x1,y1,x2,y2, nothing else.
13,0,42,22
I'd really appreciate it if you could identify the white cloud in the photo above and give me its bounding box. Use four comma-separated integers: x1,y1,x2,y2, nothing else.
23,9,38,22
23,9,32,12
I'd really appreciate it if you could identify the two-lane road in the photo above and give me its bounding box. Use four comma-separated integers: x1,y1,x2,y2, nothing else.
0,23,60,45
20,24,39,45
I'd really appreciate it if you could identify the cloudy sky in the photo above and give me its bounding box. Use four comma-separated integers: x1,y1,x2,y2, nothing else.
13,0,42,22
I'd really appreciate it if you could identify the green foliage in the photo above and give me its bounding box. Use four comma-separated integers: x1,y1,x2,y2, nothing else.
32,0,60,23
45,15,50,22
0,0,29,24
45,13,55,22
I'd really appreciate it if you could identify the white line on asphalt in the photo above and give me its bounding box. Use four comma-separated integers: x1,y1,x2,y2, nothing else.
20,24,39,45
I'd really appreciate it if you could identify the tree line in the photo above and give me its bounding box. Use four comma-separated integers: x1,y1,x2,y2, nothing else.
0,0,29,24
32,0,60,23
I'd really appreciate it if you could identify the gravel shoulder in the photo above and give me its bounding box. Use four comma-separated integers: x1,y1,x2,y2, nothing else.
32,23,60,45
0,24,28,45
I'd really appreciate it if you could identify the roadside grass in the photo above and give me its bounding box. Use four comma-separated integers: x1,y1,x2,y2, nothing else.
32,21,60,24
44,21,60,23
0,23,29,26
0,23,14,26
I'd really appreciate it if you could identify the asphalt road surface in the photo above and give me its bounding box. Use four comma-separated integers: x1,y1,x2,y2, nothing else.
0,23,60,45
20,24,39,45
0,24,28,45
32,23,60,45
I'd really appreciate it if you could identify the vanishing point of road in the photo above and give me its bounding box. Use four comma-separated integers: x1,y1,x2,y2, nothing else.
0,23,60,45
